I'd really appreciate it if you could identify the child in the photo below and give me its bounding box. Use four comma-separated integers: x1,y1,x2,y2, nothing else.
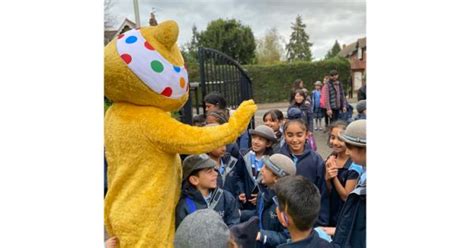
235,125,277,210
206,109,229,125
192,114,206,127
288,89,314,132
311,81,324,131
174,209,233,248
329,120,366,248
206,130,240,198
175,154,240,228
278,119,329,226
240,154,297,248
204,91,230,119
263,109,285,153
354,100,366,121
324,121,363,227
273,176,332,248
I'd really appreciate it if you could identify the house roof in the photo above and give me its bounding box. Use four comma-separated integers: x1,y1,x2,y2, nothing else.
338,37,366,58
104,18,137,45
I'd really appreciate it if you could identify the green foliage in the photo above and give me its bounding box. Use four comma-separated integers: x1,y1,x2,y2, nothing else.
198,19,256,65
243,57,351,103
286,15,313,62
256,27,285,65
325,40,342,59
183,24,200,64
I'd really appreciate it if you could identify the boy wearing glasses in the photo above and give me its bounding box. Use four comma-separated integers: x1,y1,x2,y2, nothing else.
175,154,240,228
240,154,296,248
273,175,331,248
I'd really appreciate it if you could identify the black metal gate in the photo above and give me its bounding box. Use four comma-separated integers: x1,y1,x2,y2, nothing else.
181,47,254,128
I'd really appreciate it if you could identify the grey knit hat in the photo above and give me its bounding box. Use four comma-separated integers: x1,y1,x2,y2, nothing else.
174,209,230,248
262,154,296,177
339,119,366,147
249,125,277,143
182,154,216,180
356,100,366,113
314,81,322,86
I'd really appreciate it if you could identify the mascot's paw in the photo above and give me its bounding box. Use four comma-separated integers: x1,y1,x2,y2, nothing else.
228,99,257,133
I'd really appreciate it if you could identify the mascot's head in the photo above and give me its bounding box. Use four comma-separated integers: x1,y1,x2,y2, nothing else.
104,20,189,112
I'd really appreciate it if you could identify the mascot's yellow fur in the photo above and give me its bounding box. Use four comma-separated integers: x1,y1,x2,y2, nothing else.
104,20,257,247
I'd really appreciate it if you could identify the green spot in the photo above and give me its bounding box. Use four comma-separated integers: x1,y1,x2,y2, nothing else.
151,60,164,73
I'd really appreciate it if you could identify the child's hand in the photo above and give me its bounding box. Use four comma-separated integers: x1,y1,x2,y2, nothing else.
321,227,336,236
325,155,336,169
248,194,258,205
105,237,118,248
238,193,247,203
325,166,338,181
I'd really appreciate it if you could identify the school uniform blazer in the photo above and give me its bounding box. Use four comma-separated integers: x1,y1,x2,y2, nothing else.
279,144,330,226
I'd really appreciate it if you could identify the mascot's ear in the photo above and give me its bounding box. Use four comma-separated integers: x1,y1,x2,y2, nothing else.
155,21,179,50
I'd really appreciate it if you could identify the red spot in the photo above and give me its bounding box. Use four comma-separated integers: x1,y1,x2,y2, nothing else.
161,87,173,97
120,54,132,64
144,41,154,50
118,34,125,39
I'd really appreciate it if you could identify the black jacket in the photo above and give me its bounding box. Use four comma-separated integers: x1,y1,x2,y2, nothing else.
175,184,241,228
278,144,330,226
235,148,273,209
331,177,366,248
277,230,332,248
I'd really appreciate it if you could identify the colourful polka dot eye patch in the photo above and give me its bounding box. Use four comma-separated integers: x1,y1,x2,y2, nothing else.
116,29,189,99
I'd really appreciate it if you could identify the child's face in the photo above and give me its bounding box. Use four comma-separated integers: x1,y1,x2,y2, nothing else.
251,135,271,154
191,168,218,189
329,127,347,154
205,103,218,112
347,146,366,166
284,123,308,155
208,145,226,159
264,115,281,132
294,93,304,104
315,85,321,90
261,164,278,186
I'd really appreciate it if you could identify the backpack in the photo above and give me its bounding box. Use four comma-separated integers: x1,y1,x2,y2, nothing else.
185,188,224,214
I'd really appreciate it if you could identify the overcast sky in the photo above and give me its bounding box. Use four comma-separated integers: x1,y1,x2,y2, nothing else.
107,0,365,61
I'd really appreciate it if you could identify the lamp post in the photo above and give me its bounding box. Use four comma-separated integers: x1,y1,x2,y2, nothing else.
133,0,141,28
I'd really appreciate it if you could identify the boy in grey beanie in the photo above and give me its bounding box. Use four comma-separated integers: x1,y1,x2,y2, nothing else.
174,209,231,248
354,100,366,121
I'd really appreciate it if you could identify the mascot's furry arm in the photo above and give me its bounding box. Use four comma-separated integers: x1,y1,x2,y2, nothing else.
142,100,256,154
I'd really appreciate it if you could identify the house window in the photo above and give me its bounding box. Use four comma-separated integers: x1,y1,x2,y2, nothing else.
357,47,363,60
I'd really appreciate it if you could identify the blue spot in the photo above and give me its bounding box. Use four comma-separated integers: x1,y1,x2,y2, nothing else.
125,36,137,44
173,66,181,73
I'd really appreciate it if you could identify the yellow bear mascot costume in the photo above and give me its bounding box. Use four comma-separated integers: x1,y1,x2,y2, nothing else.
104,20,257,247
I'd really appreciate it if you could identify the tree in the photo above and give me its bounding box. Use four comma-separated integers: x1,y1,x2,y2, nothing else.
285,15,313,62
256,27,285,64
183,24,200,64
104,0,117,29
325,40,342,59
198,19,256,64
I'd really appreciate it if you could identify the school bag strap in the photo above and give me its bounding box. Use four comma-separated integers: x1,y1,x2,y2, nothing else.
208,188,224,210
223,156,238,180
185,197,197,214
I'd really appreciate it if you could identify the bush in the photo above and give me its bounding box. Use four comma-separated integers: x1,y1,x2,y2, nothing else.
244,57,351,103
186,56,351,104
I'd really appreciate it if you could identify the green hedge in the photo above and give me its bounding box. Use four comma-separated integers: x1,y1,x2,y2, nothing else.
244,57,351,103
186,56,351,103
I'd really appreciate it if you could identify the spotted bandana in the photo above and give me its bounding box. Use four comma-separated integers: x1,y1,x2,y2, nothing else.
116,28,189,99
